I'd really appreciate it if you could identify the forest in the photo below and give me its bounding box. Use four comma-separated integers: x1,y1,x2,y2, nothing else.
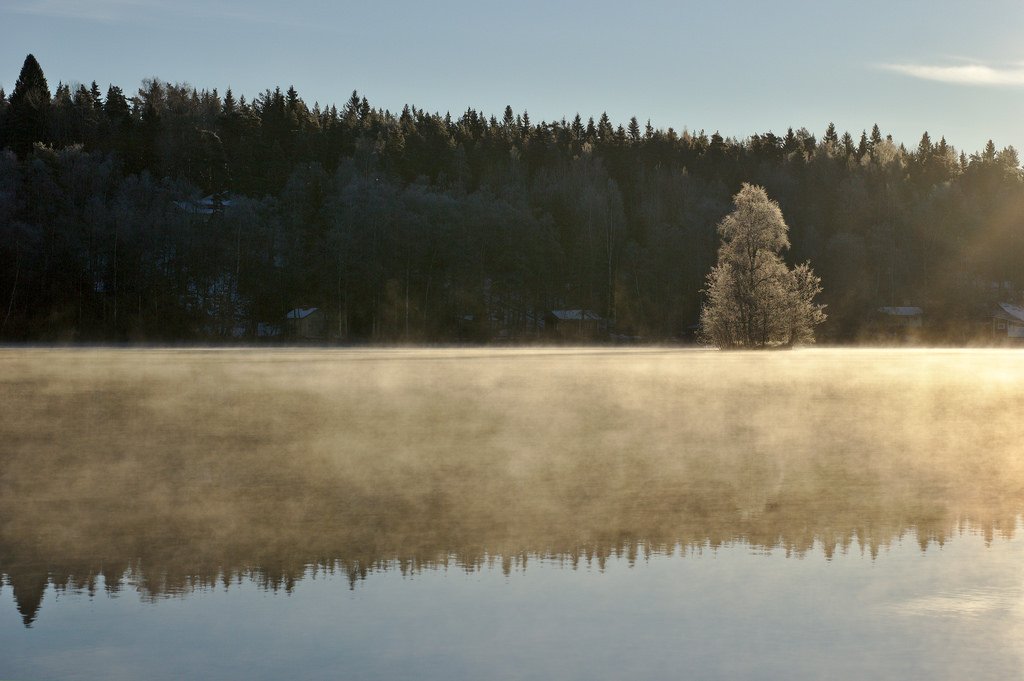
1,53,1022,342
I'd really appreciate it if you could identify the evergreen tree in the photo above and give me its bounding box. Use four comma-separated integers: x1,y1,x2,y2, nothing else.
103,85,130,130
870,123,883,147
343,90,361,123
983,139,997,163
857,130,869,158
597,112,613,141
502,105,515,130
6,54,51,156
627,116,641,143
782,128,799,155
839,132,854,157
571,114,584,141
222,88,236,115
823,122,839,148
917,131,932,157
89,81,103,110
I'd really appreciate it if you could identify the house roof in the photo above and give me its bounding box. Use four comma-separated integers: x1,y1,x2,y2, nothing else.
285,307,319,320
995,302,1024,322
878,306,923,317
550,309,602,321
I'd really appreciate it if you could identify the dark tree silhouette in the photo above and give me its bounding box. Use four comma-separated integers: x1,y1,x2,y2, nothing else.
5,54,51,157
0,54,1022,343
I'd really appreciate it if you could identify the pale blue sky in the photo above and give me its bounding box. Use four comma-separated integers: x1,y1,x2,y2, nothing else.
3,0,1024,155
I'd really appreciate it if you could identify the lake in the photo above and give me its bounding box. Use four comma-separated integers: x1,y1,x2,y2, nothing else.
1,347,1023,680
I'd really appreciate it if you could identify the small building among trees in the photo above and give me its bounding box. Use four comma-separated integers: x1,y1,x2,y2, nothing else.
544,309,605,339
285,307,325,340
991,303,1024,340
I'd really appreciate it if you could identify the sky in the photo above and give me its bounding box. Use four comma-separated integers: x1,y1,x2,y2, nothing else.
3,0,1024,156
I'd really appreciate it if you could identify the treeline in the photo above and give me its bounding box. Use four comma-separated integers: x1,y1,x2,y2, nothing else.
1,53,1022,341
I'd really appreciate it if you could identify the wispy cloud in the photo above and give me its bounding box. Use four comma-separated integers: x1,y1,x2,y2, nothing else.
880,60,1024,87
5,0,335,32
5,0,156,23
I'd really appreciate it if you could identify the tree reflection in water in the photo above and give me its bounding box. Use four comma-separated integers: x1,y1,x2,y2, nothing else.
2,348,1022,626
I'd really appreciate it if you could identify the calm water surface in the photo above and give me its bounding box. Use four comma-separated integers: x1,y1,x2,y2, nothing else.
1,347,1023,680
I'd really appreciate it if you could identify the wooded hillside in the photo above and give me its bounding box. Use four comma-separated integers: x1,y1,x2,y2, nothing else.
1,54,1021,342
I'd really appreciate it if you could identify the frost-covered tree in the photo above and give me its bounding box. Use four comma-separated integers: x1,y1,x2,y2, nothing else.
700,184,825,348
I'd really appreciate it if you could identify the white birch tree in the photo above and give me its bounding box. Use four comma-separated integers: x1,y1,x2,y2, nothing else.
700,184,825,348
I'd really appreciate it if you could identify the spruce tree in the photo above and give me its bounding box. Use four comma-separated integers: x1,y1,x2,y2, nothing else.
782,127,799,155
222,88,236,115
870,123,883,147
570,114,584,141
917,131,932,157
983,139,997,163
841,131,855,157
597,112,612,141
6,54,51,156
89,81,103,110
627,116,641,143
104,85,130,130
343,90,361,122
823,122,839,147
502,105,515,129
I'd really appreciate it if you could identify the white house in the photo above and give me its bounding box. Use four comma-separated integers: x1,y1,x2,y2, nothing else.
992,303,1024,339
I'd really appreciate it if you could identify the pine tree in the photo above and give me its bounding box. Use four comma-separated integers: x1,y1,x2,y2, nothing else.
823,122,839,148
502,105,515,129
916,131,932,157
983,139,997,163
104,85,130,130
343,90,361,123
857,131,869,158
870,123,883,147
571,113,584,141
222,88,236,115
5,54,51,156
597,112,613,141
841,132,855,157
782,127,799,155
89,82,103,110
627,116,641,143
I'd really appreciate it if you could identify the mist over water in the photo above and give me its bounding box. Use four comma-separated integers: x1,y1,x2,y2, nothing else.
2,347,1023,679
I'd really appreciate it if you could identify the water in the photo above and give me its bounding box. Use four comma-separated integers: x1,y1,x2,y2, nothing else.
1,347,1023,680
